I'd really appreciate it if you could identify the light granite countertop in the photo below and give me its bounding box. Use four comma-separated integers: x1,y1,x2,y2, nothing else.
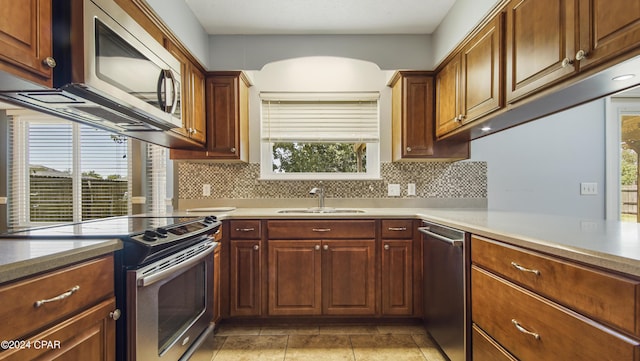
2,207,639,284
0,238,122,284
181,207,640,277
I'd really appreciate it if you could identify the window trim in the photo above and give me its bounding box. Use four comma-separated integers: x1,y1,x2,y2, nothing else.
605,97,640,220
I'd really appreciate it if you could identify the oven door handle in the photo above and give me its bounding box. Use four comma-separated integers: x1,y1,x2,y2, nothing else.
137,243,216,288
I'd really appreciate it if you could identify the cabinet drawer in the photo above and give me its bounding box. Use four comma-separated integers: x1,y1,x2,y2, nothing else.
471,235,640,336
230,220,261,239
268,220,376,239
0,298,116,361
0,256,114,341
472,324,517,361
472,266,640,361
381,220,413,239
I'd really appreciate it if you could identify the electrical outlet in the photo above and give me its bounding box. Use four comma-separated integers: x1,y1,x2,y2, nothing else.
407,183,416,196
202,184,211,196
580,182,598,195
388,184,401,197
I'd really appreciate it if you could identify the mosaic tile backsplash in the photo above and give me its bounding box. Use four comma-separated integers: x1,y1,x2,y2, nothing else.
177,161,487,200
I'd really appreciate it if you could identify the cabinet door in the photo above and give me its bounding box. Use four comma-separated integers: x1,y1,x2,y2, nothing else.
381,240,413,315
505,0,577,103
268,240,322,315
577,0,640,70
0,298,116,361
396,74,435,158
462,14,503,122
230,240,262,316
190,66,207,144
322,240,376,315
207,75,241,159
0,0,53,86
435,54,463,137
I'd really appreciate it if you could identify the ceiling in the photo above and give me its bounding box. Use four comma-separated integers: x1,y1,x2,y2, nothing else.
184,0,457,35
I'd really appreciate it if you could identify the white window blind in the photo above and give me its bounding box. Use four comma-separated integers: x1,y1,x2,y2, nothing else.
146,143,167,216
261,92,380,143
8,114,130,228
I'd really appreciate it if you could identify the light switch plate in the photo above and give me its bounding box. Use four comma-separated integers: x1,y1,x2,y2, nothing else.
407,183,416,196
388,184,401,197
580,182,598,195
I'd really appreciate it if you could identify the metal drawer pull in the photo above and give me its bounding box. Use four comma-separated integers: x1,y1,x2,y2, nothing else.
511,262,541,275
384,244,390,250
253,245,259,251
312,228,331,232
315,245,321,250
387,227,407,231
512,319,540,340
236,228,255,232
34,285,80,308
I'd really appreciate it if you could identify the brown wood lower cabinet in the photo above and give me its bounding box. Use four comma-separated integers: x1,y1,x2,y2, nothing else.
268,239,376,316
472,265,640,360
229,239,262,317
0,255,117,361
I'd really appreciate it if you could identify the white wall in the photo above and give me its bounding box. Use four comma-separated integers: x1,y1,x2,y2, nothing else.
208,35,433,70
145,0,210,67
245,56,395,163
470,99,607,218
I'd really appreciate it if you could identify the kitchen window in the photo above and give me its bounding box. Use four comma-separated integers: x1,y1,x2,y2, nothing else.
8,113,130,227
260,92,380,180
7,113,168,229
606,96,640,223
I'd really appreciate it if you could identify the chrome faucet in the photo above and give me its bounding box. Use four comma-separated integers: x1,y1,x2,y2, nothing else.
309,186,325,208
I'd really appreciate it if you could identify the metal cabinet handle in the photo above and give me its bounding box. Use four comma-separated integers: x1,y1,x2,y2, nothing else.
110,309,121,321
406,147,412,152
236,228,255,232
230,147,237,153
512,319,540,340
253,245,259,251
387,227,407,231
312,228,331,232
561,57,574,68
34,285,80,308
323,244,329,251
384,244,390,250
511,261,540,275
42,56,57,68
315,245,321,250
575,49,588,61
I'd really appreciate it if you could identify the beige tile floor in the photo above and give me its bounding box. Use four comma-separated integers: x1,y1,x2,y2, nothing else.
189,323,448,361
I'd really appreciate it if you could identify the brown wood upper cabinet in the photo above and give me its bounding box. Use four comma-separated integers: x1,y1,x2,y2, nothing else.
505,0,577,103
165,41,206,145
0,0,54,87
576,0,640,71
171,71,251,161
390,71,469,160
436,14,503,137
504,0,640,102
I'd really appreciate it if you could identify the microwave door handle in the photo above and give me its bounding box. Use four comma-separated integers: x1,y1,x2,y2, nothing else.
166,70,178,114
156,69,172,112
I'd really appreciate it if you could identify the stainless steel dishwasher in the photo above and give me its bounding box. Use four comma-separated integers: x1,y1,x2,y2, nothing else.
419,220,468,361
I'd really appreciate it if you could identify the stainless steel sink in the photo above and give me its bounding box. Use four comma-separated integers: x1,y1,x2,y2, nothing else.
276,208,365,214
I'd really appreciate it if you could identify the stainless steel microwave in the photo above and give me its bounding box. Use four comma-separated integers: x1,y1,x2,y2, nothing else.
0,0,183,135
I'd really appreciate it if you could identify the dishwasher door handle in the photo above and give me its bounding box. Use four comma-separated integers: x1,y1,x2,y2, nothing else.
419,227,463,247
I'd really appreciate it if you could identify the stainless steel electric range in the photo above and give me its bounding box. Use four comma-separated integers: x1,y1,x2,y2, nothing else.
6,215,222,361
